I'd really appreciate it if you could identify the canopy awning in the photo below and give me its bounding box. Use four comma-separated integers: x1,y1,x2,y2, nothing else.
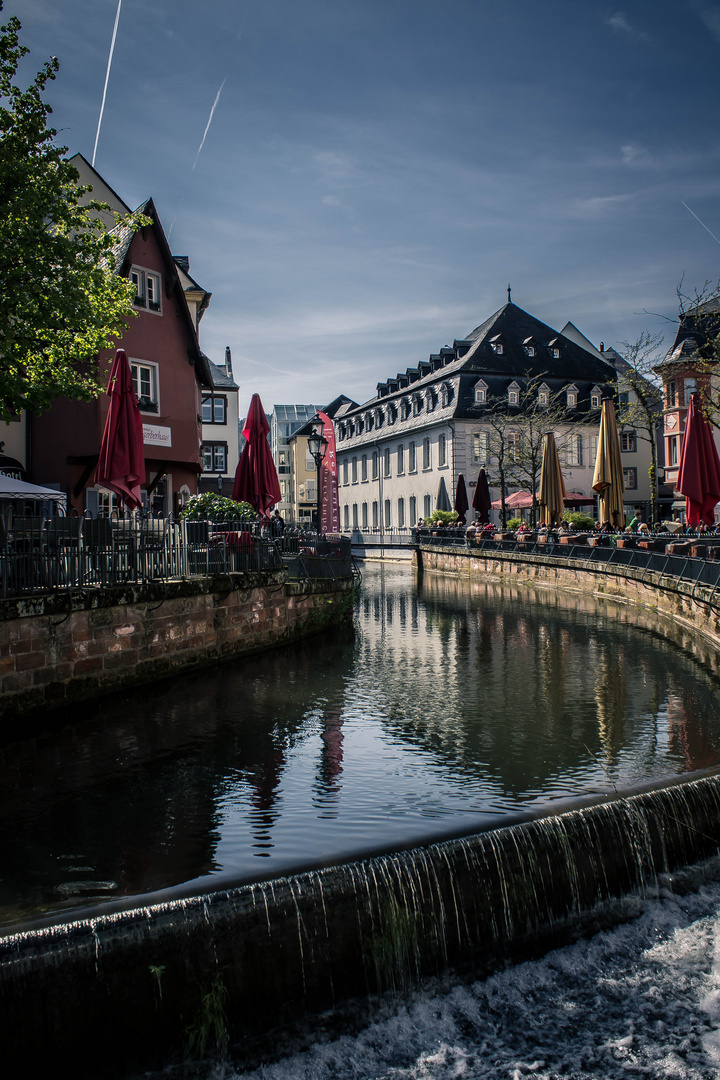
0,474,66,503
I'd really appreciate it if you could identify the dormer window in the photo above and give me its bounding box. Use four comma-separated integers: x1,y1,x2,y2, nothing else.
553,348,560,359
490,335,504,356
591,386,602,409
538,383,550,407
566,385,578,408
412,394,423,416
388,403,397,424
426,388,437,411
131,267,162,313
374,407,384,428
366,412,374,432
548,337,561,360
508,381,520,407
400,398,411,421
441,382,454,407
357,416,365,434
475,379,488,404
523,337,536,358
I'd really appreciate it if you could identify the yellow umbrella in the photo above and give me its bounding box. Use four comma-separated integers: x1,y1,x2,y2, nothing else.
592,400,625,528
538,432,566,524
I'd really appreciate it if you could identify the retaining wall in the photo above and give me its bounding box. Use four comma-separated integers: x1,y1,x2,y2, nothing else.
0,573,354,721
416,544,720,666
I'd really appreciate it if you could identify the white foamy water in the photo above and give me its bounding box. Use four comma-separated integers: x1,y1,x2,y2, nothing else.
225,876,720,1080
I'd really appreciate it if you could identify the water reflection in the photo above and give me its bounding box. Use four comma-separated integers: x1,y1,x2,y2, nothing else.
1,563,720,927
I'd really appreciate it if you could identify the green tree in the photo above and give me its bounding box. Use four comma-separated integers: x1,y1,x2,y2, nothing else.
0,7,146,422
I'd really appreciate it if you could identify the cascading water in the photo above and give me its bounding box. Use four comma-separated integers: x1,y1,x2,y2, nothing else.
2,564,720,1075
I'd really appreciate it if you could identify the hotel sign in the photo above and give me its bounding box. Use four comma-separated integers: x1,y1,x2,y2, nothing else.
143,424,172,447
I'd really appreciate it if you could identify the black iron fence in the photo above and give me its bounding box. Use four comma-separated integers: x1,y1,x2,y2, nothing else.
0,515,354,598
418,529,720,598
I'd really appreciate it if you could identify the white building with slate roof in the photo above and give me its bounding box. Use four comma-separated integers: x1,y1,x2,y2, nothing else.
333,300,618,531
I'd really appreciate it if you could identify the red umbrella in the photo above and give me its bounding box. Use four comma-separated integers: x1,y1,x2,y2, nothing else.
95,349,145,510
490,490,534,509
232,393,281,517
677,393,720,526
472,468,492,522
454,474,469,525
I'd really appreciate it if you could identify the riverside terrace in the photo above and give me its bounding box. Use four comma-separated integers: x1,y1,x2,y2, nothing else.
415,524,720,609
0,516,355,597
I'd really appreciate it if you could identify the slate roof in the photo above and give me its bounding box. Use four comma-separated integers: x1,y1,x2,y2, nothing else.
335,302,616,449
205,359,238,390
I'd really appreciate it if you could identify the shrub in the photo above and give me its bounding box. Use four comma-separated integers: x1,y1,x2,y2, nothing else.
506,517,522,531
428,510,458,525
181,493,255,522
562,510,596,530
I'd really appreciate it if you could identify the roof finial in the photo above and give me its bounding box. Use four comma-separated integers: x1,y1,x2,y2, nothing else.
507,283,512,304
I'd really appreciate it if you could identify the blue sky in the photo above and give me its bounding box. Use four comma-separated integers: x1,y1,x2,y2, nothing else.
7,0,720,409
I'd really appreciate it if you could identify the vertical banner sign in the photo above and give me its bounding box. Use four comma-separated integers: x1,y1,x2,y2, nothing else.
318,411,340,534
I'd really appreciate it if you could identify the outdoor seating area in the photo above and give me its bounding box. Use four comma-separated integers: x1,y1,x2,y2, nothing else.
0,515,354,598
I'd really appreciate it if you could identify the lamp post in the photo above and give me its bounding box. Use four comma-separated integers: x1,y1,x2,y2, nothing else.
307,419,328,532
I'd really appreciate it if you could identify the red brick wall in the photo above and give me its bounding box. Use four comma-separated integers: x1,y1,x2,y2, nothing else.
0,576,352,719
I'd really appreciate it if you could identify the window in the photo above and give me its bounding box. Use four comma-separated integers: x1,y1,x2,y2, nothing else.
507,430,521,462
441,382,454,407
388,404,397,424
552,348,560,359
618,392,629,405
343,505,349,530
366,412,374,431
566,434,583,466
351,457,358,483
409,496,417,525
669,436,678,465
131,267,161,312
438,433,446,466
413,394,423,417
398,498,405,527
473,431,489,464
372,501,379,528
384,499,391,528
667,381,677,408
131,361,158,412
362,502,368,528
508,382,519,407
426,388,437,411
620,431,637,452
202,443,227,472
397,444,405,473
374,408,384,428
401,398,411,420
201,394,227,424
357,416,364,434
538,384,550,407
475,380,488,404
589,435,598,463
591,387,602,409
372,451,379,480
342,460,349,485
684,377,697,405
422,437,431,469
623,467,637,490
566,385,578,408
352,504,358,528
424,494,432,518
409,441,417,472
384,448,391,477
361,455,368,481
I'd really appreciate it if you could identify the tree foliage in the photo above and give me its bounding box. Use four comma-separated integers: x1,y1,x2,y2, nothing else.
614,331,664,522
0,7,146,421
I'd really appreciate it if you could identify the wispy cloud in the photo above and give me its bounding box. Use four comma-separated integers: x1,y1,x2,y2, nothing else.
606,11,652,45
193,78,227,171
569,193,636,218
688,0,720,45
621,143,651,167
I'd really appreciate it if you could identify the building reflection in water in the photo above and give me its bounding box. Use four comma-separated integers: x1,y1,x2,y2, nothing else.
2,562,720,926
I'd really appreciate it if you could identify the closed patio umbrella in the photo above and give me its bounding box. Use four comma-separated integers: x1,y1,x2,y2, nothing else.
232,393,281,517
472,468,492,522
95,349,145,511
592,400,624,528
538,432,566,524
454,475,469,525
677,392,720,526
436,475,452,512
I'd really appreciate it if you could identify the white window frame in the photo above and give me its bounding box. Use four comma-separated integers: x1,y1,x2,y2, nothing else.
131,359,159,413
131,266,162,313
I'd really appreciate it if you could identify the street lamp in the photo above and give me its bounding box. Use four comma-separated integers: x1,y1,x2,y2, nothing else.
307,419,328,532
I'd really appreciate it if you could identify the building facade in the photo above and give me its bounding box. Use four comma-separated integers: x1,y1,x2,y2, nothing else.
199,347,240,498
270,406,317,518
333,301,617,531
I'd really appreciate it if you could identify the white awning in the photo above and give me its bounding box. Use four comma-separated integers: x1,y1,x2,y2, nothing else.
0,474,67,503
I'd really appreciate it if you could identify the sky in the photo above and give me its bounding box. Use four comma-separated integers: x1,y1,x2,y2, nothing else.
6,0,720,411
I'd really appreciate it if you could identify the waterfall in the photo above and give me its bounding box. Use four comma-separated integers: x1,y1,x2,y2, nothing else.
2,774,720,1076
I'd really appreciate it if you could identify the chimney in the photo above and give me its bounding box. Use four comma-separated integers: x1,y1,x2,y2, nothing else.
600,341,605,352
225,346,232,376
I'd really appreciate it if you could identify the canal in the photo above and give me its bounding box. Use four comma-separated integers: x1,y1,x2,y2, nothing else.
2,561,720,932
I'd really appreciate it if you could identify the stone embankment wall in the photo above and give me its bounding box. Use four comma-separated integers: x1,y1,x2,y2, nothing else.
415,545,720,669
0,572,353,720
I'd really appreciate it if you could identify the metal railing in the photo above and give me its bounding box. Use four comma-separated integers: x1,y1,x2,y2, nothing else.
0,515,354,598
417,529,720,597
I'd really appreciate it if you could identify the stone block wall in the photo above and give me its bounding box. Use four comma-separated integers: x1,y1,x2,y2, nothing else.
0,573,353,720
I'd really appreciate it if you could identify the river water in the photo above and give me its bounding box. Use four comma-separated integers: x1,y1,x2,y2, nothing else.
2,562,720,931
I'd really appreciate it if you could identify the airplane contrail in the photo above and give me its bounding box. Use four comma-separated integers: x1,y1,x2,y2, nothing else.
682,201,720,247
193,78,227,170
92,0,123,167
